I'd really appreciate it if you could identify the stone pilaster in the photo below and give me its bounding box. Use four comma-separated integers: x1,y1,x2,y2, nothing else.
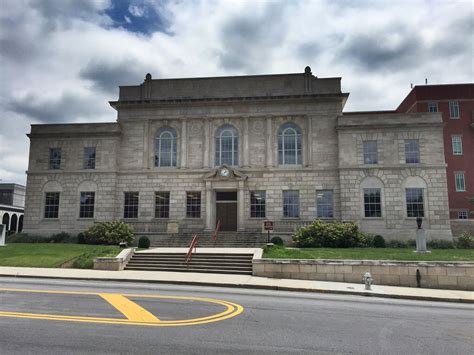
265,116,273,167
180,120,187,169
237,181,245,231
243,116,249,167
203,118,210,168
306,115,312,167
205,182,213,231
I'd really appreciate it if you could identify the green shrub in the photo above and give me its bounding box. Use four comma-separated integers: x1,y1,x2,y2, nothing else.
359,233,374,248
270,236,284,246
6,233,51,243
77,232,86,244
138,236,151,249
83,221,134,246
386,239,408,248
427,239,455,249
293,220,362,248
456,232,474,249
372,235,386,248
50,232,72,243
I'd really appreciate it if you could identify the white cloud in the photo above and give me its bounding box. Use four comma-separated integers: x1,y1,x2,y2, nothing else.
0,0,473,185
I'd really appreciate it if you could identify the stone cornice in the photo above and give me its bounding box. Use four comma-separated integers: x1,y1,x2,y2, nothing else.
338,164,447,170
336,122,444,130
27,132,122,139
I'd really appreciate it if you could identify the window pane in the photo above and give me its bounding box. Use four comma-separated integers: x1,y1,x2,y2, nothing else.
250,191,266,218
215,126,238,166
406,188,424,217
124,192,139,219
316,190,333,218
49,148,61,170
155,192,170,218
458,211,468,220
83,147,96,169
452,136,462,155
79,192,95,218
428,102,438,112
278,124,302,165
44,192,60,218
0,190,13,205
155,128,177,167
455,173,465,191
283,190,299,217
449,101,459,118
363,141,378,164
186,192,201,218
405,139,420,164
364,188,381,217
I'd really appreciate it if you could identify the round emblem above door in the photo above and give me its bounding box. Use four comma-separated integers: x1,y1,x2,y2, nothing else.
219,168,230,177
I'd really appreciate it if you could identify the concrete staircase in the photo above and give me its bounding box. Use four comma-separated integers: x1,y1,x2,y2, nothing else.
124,252,254,275
145,232,269,248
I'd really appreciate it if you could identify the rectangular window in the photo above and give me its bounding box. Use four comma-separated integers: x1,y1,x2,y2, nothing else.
83,147,96,169
406,188,424,217
405,139,420,164
49,148,61,170
283,190,299,218
458,210,468,220
186,192,201,218
250,191,266,218
452,136,463,155
449,101,460,118
79,192,95,218
455,173,465,192
0,190,13,205
155,192,170,218
428,102,438,112
363,141,378,164
44,192,60,219
364,188,382,217
123,192,139,219
316,190,333,218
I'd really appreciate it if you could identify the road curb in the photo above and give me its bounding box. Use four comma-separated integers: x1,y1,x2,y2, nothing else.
1,273,472,304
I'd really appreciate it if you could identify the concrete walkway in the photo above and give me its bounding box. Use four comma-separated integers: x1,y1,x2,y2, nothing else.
0,266,472,303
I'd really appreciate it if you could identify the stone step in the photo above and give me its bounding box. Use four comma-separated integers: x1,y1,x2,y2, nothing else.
124,266,252,275
126,262,253,270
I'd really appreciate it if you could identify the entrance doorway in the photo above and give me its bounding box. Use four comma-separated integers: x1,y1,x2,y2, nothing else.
215,191,237,231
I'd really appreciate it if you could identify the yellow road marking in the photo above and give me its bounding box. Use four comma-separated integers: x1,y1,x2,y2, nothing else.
0,287,244,327
99,293,160,322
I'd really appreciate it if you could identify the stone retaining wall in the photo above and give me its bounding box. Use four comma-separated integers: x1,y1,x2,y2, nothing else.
94,248,134,271
253,259,474,291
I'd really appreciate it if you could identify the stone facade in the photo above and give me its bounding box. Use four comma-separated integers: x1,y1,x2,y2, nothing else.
23,68,453,241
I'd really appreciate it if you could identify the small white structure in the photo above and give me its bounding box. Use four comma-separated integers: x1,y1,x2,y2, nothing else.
0,224,6,246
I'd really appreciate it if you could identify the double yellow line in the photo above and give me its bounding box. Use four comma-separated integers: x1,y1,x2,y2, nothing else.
0,288,244,327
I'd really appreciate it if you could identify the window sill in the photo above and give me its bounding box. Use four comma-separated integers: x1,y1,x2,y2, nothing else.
77,218,95,221
362,217,384,220
282,217,301,219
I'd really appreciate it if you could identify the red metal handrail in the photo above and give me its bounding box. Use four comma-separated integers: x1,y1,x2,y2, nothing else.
212,220,221,242
185,234,198,265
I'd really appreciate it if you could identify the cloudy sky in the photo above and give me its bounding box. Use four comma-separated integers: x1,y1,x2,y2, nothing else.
0,0,473,185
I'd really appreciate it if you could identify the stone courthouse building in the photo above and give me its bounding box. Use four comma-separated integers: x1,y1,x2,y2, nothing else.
23,67,453,241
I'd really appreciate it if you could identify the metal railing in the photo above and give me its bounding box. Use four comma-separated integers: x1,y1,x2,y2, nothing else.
184,235,199,265
212,220,221,243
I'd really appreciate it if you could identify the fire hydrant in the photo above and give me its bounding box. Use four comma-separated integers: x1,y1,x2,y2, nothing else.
363,272,373,290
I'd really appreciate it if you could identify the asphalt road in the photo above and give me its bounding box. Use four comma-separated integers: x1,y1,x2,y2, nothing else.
0,277,472,354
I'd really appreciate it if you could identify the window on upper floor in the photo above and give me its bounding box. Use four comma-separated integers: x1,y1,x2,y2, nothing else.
428,102,438,112
455,173,465,192
215,125,238,166
83,147,96,169
79,192,95,219
155,192,170,219
458,210,468,220
250,191,266,218
155,127,177,167
123,192,139,219
49,148,61,170
405,188,424,218
452,136,463,155
449,101,460,119
316,190,333,218
283,190,299,218
44,192,60,219
0,190,13,205
404,139,420,164
278,123,302,165
363,141,378,164
364,188,382,217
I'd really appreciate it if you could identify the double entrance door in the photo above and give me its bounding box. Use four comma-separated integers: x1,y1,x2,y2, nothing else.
215,191,237,231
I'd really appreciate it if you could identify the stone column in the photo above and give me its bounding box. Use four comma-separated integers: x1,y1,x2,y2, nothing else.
306,115,312,167
242,116,249,167
237,181,245,231
203,118,210,168
144,119,151,169
205,182,213,231
180,120,187,169
265,116,273,167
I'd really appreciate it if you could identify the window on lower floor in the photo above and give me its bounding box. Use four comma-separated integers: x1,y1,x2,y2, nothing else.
283,190,299,218
458,210,468,220
363,141,378,164
186,192,201,218
316,190,333,218
406,188,424,217
44,192,60,219
155,192,170,218
452,136,463,155
455,173,465,192
79,192,95,218
250,191,266,218
123,192,139,219
364,188,382,217
428,102,438,112
405,139,420,164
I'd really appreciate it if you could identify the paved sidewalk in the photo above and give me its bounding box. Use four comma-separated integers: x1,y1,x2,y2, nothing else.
0,266,472,303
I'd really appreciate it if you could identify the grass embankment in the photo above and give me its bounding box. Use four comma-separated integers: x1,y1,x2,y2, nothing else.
0,244,121,269
263,246,474,262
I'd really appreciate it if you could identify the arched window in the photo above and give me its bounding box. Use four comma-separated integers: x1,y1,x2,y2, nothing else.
10,214,18,232
278,123,302,165
2,213,10,231
215,125,238,166
155,127,177,167
18,215,24,232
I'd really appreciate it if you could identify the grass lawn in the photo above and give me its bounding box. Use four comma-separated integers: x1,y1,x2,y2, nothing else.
263,246,474,262
0,244,121,269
